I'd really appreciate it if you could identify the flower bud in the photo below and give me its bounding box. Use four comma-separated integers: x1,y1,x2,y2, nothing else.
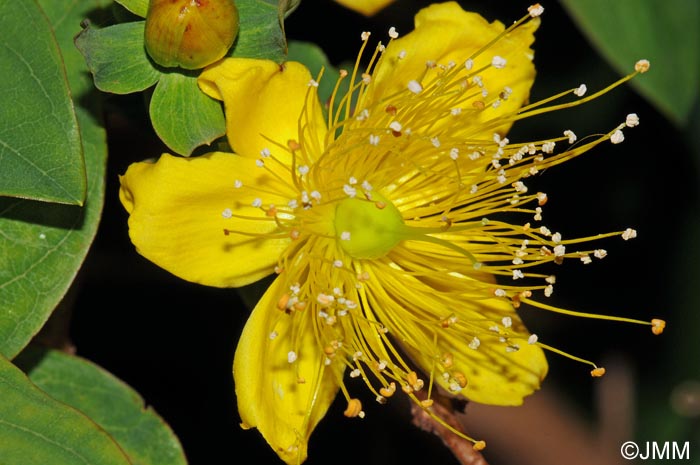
145,0,239,70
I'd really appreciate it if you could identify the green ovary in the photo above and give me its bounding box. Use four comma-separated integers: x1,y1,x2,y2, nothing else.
334,193,406,259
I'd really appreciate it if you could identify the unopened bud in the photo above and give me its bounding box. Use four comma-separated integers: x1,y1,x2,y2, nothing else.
145,0,239,69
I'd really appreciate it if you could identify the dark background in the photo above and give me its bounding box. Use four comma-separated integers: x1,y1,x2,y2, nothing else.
68,1,699,464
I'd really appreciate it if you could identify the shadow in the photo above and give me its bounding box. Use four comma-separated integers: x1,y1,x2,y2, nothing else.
0,196,86,231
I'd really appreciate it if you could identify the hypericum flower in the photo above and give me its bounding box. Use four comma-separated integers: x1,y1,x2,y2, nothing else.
119,3,664,463
334,0,395,16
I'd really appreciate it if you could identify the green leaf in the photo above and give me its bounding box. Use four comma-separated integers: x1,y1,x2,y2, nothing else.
0,0,85,205
0,0,108,359
150,71,226,155
115,0,148,18
15,347,188,465
75,21,162,95
229,0,287,61
0,354,131,465
560,0,699,127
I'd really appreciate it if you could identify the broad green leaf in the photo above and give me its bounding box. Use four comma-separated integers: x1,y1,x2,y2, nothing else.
0,354,131,465
560,0,699,127
0,0,108,359
229,0,287,61
150,71,226,155
115,0,148,18
75,21,162,94
0,0,85,205
16,347,187,465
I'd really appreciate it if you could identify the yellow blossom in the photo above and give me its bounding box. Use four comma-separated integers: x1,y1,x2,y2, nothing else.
119,2,664,463
334,0,395,16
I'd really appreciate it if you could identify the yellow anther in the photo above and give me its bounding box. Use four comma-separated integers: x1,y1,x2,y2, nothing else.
385,104,397,115
379,382,396,398
375,201,386,209
453,371,468,388
277,293,290,311
651,318,666,335
590,367,606,377
472,100,485,110
287,139,301,151
297,377,306,384
441,352,454,368
473,440,487,451
293,301,307,311
401,384,413,394
265,206,277,217
344,398,363,418
406,371,419,386
323,345,335,356
420,399,434,408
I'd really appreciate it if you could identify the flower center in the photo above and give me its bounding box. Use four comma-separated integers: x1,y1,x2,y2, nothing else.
334,192,405,259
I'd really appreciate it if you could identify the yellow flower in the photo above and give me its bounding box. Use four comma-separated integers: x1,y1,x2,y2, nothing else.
119,2,663,463
334,0,395,16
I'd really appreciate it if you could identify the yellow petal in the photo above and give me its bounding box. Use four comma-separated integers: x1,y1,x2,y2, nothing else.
198,58,327,163
333,0,394,16
119,152,291,287
234,275,343,464
365,259,547,406
365,1,538,137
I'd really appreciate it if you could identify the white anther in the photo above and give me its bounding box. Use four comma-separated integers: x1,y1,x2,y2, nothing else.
389,121,402,132
544,285,554,297
502,316,513,328
255,159,264,167
513,181,528,193
430,136,440,148
317,293,335,306
451,107,462,115
343,184,357,198
573,84,587,97
594,249,608,259
626,113,640,127
361,180,373,191
551,232,562,243
545,275,556,284
287,351,297,363
388,26,398,39
287,199,298,209
464,58,474,70
491,55,507,69
635,59,650,73
408,80,423,94
539,226,551,236
298,165,309,175
528,334,539,344
350,369,361,378
221,208,232,219
361,31,371,41
356,109,369,121
369,134,380,146
308,79,319,87
449,148,459,160
234,179,243,188
622,228,637,240
564,130,577,144
542,141,556,153
269,331,278,340
468,337,481,350
252,198,262,208
528,3,544,17
513,269,525,280
580,254,592,264
611,129,625,144
341,231,351,241
260,147,271,158
398,50,406,60
310,190,321,200
553,244,566,257
495,288,507,297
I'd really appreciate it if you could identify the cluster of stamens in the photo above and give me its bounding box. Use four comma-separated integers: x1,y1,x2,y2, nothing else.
220,3,664,451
